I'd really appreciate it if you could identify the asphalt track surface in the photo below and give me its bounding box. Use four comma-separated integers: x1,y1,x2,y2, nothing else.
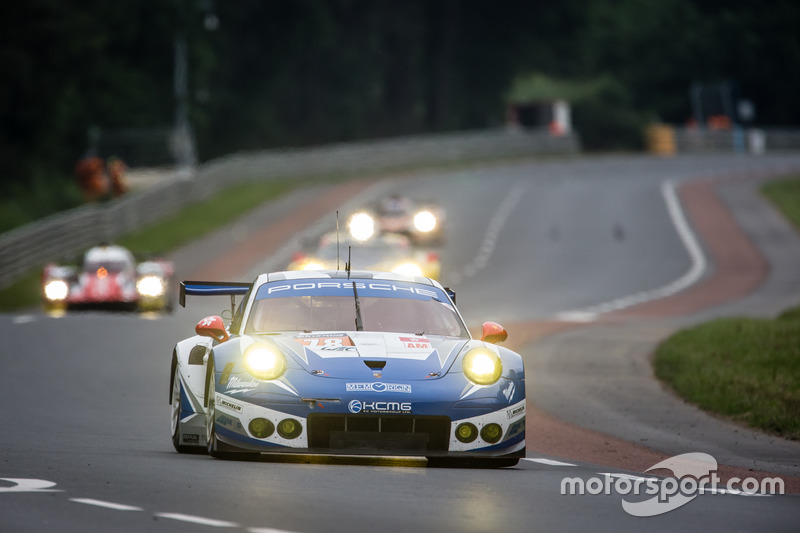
3,153,800,532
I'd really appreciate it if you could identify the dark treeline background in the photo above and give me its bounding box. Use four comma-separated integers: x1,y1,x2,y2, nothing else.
1,0,799,216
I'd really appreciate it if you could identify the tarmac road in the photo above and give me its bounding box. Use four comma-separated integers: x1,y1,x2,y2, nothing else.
2,153,800,532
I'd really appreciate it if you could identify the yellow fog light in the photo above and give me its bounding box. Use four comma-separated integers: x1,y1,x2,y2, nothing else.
277,418,302,439
462,348,502,386
136,275,165,298
44,279,69,301
455,422,478,443
248,418,275,439
413,210,437,233
480,423,503,444
244,344,287,381
348,212,376,241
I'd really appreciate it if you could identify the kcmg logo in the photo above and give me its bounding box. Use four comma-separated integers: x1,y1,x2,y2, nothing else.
348,400,363,414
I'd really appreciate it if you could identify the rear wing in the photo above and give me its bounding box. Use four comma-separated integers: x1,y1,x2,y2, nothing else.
179,281,253,308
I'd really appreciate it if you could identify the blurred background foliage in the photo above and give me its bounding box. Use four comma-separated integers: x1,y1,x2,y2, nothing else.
1,0,799,229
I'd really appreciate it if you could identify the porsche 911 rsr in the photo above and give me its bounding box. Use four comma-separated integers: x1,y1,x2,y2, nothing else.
170,271,525,467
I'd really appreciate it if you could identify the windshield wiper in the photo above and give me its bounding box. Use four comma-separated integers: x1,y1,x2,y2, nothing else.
347,246,364,331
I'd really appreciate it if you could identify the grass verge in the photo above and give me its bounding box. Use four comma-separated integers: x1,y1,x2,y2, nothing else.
654,173,800,439
654,312,800,440
0,180,293,311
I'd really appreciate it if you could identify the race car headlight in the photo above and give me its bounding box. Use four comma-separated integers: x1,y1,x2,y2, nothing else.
44,279,69,301
392,262,423,277
244,344,287,381
413,210,437,233
301,261,326,271
462,348,502,386
348,212,375,241
136,275,165,298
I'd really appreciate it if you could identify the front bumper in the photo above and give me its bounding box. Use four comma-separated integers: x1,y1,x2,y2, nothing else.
211,391,526,459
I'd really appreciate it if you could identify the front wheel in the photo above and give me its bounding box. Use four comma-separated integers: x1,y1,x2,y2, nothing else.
205,364,223,458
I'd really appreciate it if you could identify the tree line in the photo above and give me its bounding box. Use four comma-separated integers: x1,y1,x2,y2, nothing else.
1,0,798,227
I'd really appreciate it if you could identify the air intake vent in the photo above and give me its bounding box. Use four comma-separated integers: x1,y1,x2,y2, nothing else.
364,360,386,370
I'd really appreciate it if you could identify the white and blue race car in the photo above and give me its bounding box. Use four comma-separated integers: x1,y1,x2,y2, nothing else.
170,270,525,467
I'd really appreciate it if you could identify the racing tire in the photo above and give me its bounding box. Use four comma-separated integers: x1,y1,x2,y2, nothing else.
170,368,204,454
204,362,258,461
205,362,224,458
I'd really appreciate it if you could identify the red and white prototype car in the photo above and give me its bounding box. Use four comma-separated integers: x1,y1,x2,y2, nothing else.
42,244,174,312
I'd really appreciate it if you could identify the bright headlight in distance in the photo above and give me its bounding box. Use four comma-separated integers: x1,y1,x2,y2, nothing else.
44,280,69,301
348,212,376,241
392,262,423,277
136,275,165,297
301,261,325,271
462,348,502,385
413,210,437,233
244,344,287,380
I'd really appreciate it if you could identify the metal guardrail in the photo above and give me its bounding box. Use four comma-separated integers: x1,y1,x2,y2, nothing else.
672,127,800,154
0,128,579,289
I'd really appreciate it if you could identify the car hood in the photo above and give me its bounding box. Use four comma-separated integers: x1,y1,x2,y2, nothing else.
263,331,470,381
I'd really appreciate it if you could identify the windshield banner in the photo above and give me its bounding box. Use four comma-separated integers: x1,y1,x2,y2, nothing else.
255,280,445,301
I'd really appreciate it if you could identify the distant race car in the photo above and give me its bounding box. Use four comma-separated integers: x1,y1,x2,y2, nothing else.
170,270,525,467
347,194,445,245
42,244,174,312
288,232,441,280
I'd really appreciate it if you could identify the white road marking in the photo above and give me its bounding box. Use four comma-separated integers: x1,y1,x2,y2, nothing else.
556,179,707,321
155,512,239,527
0,478,60,492
12,315,35,324
247,527,304,533
601,472,656,482
450,181,527,285
70,498,143,511
523,458,577,467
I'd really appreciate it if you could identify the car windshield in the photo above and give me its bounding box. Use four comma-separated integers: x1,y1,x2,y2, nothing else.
245,280,467,338
83,260,131,273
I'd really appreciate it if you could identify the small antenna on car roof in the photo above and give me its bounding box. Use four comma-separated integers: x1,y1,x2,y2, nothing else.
336,210,340,270
346,245,352,278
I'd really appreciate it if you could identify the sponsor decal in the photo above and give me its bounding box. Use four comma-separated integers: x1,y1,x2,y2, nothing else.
346,382,412,393
503,382,516,402
226,376,259,390
347,399,412,414
182,434,200,443
348,399,363,413
198,316,216,327
505,418,525,440
216,414,243,430
260,281,439,300
507,404,525,419
217,397,242,412
296,336,355,352
399,336,431,350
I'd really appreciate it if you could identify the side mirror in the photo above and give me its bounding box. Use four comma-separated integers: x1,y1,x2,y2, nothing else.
196,315,229,343
480,321,508,344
